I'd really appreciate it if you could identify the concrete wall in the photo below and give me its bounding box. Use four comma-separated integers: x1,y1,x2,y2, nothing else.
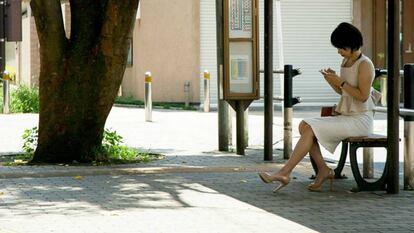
19,3,40,88
20,4,32,87
30,14,40,87
353,0,374,59
122,0,200,103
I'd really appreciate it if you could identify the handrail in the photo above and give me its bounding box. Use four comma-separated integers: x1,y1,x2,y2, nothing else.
374,106,414,116
259,69,284,74
375,68,404,77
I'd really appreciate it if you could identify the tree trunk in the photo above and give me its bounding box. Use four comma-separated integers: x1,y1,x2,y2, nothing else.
30,0,139,163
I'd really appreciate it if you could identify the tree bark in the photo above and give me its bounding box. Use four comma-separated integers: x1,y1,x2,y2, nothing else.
31,0,139,163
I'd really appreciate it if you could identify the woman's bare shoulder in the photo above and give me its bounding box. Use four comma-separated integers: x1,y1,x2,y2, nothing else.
359,59,374,71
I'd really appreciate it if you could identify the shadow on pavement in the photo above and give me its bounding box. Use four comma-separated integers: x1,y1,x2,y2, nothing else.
1,170,413,232
189,172,414,233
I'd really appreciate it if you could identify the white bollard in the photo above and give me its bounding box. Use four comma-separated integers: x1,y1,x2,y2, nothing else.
144,72,152,122
2,71,10,114
203,70,210,112
380,75,387,106
283,107,292,159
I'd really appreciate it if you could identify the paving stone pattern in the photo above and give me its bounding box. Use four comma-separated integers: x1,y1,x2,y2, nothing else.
0,171,414,233
0,108,412,233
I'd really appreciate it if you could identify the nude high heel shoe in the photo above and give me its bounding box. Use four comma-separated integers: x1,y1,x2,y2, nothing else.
258,172,290,192
308,169,334,192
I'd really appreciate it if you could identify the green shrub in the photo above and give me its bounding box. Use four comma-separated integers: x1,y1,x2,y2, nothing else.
20,127,156,164
22,127,38,155
10,85,39,113
100,128,139,161
115,96,144,106
372,78,381,92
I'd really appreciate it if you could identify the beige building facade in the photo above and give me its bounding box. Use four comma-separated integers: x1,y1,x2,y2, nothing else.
9,0,399,106
122,0,200,103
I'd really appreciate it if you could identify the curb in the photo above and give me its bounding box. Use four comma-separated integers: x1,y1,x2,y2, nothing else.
0,163,285,179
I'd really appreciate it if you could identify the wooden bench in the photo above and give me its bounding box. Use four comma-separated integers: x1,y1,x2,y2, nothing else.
311,134,389,191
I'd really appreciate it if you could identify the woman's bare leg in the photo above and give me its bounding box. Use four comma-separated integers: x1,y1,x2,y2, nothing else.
272,121,316,177
309,139,332,181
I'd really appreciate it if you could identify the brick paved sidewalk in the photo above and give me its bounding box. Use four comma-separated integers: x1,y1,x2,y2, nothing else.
0,107,412,233
0,169,413,233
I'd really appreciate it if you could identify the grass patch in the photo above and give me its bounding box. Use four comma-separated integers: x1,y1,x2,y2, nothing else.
0,153,33,166
154,102,197,110
115,96,144,106
0,127,164,166
115,96,197,111
0,151,164,166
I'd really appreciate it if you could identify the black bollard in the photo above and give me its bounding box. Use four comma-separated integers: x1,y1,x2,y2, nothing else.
283,65,301,159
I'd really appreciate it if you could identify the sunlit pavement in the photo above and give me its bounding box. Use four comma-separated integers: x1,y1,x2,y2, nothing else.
0,106,412,233
0,106,401,174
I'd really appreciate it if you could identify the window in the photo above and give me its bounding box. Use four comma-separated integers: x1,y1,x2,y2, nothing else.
127,42,133,66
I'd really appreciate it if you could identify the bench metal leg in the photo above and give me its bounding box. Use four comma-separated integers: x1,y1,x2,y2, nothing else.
349,143,388,191
334,141,348,179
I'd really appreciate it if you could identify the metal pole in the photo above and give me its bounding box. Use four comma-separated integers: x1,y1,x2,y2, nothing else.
264,0,273,161
283,65,293,159
2,78,9,113
236,101,245,155
386,0,400,194
0,0,6,114
144,71,152,122
275,0,284,110
216,0,229,151
203,70,210,112
184,81,190,107
244,108,249,148
404,64,414,190
228,107,234,146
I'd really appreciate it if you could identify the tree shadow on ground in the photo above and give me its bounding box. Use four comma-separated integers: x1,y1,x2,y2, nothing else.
0,154,412,233
190,171,414,233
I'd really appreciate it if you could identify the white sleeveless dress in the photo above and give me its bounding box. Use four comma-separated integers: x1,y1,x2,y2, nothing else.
303,54,376,153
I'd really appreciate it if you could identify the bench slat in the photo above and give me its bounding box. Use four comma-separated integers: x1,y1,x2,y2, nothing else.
344,134,387,143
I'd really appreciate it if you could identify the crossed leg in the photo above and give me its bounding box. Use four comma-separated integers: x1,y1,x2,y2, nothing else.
270,121,331,179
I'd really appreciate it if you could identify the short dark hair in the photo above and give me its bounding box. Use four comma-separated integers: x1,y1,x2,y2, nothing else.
330,22,363,51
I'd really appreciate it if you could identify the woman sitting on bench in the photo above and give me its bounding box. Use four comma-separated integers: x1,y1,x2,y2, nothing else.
259,22,376,192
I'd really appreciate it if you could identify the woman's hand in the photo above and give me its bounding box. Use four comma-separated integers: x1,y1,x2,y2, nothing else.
320,68,342,87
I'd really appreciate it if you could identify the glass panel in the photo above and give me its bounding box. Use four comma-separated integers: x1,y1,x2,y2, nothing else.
229,42,253,93
127,42,133,66
228,0,252,39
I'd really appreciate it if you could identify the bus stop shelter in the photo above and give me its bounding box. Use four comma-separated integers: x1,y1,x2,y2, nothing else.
216,0,401,194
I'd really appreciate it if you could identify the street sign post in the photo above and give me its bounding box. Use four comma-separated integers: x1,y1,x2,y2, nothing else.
222,0,259,155
1,0,22,113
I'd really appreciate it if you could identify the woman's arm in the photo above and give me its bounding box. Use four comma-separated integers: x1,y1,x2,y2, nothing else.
322,61,374,102
341,61,373,102
321,69,342,95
